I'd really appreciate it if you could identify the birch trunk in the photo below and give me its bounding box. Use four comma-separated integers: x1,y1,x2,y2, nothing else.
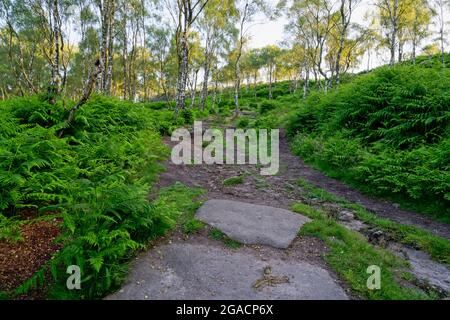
100,0,110,92
234,59,241,116
303,67,309,99
190,69,198,108
253,72,257,99
439,3,445,68
268,65,273,99
335,0,352,86
49,0,61,103
200,58,210,110
175,32,189,112
122,11,128,100
389,0,399,66
105,0,115,95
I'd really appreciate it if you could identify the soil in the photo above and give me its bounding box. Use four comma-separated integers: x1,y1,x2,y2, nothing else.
0,219,62,293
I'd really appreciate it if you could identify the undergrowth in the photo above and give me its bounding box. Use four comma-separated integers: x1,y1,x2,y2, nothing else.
0,95,203,298
292,202,434,300
209,228,242,249
287,64,450,222
297,178,450,267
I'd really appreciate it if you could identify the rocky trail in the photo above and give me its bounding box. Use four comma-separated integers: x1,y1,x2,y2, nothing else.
107,124,450,300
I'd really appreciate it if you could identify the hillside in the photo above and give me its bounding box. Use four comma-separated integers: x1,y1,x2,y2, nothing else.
221,56,450,222
1,54,450,301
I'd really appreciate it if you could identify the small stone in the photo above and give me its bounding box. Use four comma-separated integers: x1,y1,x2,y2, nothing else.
367,228,389,246
338,210,354,222
322,203,341,218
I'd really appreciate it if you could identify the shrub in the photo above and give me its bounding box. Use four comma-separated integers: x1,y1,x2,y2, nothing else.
248,102,258,109
259,100,278,114
181,108,193,124
142,101,169,110
354,140,450,203
0,95,196,298
8,96,65,127
253,114,278,129
270,88,285,99
288,64,450,219
286,106,319,136
329,66,450,148
255,87,269,98
217,99,232,109
236,117,250,128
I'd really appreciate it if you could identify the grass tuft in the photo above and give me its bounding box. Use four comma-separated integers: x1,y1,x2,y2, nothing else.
292,202,431,300
296,178,450,267
223,175,245,186
208,228,242,249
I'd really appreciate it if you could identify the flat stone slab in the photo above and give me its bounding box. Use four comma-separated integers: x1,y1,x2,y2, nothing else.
195,199,310,248
406,247,450,293
107,243,348,300
389,243,450,293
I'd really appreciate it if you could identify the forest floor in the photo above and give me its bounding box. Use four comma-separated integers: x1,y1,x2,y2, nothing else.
0,218,61,296
107,119,450,300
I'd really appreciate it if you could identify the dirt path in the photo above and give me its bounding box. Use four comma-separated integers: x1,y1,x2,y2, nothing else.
282,132,450,240
160,129,450,240
108,126,355,299
108,123,450,300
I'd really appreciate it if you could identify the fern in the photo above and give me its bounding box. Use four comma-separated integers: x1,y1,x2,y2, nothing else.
289,64,450,219
0,95,187,298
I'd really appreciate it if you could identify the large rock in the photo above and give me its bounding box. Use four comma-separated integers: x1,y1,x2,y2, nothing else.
389,243,450,294
195,199,311,249
107,243,348,300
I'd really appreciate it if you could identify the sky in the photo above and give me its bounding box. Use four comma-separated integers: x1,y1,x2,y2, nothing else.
246,0,450,71
248,0,372,48
61,0,449,74
246,1,378,71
